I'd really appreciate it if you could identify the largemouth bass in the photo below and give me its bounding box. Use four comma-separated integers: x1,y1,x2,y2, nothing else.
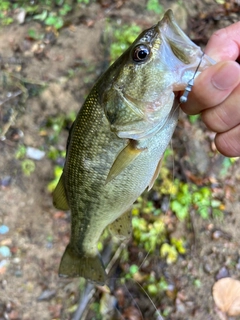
53,10,214,285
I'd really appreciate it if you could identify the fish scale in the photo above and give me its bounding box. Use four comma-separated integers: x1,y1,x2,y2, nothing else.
53,9,214,284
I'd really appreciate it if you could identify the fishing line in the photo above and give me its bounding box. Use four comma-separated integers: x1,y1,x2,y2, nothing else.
179,52,205,104
100,16,205,319
123,282,145,320
136,281,164,320
135,54,206,316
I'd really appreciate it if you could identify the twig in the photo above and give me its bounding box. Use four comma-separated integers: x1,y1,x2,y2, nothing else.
0,109,18,141
72,241,117,320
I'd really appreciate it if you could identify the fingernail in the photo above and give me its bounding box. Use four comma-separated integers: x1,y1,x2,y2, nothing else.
212,61,240,90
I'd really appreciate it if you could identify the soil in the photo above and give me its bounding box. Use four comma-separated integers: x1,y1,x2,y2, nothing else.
0,1,240,320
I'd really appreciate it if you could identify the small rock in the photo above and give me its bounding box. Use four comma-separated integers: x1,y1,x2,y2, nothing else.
212,229,231,241
0,246,11,258
16,8,26,24
1,279,8,289
236,258,240,270
203,262,212,274
0,260,9,274
37,289,56,301
216,267,230,281
26,147,45,160
13,257,20,264
0,225,9,235
15,270,23,278
9,128,24,141
0,176,12,187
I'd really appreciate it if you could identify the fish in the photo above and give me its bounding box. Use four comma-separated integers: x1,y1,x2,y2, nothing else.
53,9,214,285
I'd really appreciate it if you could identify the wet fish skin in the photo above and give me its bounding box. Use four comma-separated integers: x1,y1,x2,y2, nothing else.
53,10,214,285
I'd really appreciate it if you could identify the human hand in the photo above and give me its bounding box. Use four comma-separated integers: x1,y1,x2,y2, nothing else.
181,22,240,157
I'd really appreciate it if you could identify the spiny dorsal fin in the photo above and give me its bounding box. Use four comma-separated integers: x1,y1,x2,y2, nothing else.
52,174,69,211
106,140,146,184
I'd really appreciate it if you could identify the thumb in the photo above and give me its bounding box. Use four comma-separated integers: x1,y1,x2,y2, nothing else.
181,61,240,115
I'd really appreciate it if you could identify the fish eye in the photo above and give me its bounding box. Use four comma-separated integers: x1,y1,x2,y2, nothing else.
132,45,150,63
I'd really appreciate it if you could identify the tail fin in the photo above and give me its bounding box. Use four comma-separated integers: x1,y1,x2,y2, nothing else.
58,244,106,285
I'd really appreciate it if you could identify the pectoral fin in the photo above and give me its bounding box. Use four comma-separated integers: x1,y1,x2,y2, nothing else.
52,174,69,211
148,157,163,191
108,211,132,241
106,140,146,184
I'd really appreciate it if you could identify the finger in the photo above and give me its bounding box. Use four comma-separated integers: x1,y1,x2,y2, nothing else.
201,82,240,133
205,21,240,61
181,61,240,115
215,124,240,157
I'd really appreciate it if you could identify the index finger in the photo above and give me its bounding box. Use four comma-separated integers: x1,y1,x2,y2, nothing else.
205,21,240,61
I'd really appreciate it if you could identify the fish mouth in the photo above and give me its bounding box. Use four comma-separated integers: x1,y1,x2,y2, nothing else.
157,9,195,48
155,9,215,87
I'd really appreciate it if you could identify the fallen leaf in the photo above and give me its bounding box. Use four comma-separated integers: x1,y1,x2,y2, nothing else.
123,306,142,320
213,277,240,316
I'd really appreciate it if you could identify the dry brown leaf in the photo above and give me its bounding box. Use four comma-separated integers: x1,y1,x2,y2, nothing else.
213,277,240,316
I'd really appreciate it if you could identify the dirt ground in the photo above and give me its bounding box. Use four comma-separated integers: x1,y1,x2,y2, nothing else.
1,1,240,319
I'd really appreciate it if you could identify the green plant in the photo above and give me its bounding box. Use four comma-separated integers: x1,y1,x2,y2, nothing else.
77,0,91,3
193,278,202,288
160,243,178,264
47,165,63,192
170,181,222,220
132,215,166,252
43,112,75,192
188,114,200,124
110,23,141,62
0,1,14,26
15,144,26,159
0,0,78,29
220,156,238,177
21,159,35,176
43,13,64,29
160,237,186,264
147,275,168,296
125,264,139,280
146,0,164,14
44,111,75,143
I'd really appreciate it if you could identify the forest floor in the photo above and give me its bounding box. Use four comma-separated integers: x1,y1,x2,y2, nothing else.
1,1,240,319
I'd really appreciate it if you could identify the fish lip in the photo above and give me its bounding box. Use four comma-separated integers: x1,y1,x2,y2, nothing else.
156,9,195,47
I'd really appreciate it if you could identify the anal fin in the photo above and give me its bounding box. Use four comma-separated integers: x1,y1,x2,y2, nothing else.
59,244,106,285
108,211,132,241
106,140,146,184
52,174,69,211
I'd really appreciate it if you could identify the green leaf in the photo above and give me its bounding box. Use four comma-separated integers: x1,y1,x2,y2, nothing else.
45,15,63,29
0,1,10,11
188,114,200,124
171,237,186,254
33,10,48,21
160,243,178,264
59,4,72,16
21,159,35,176
198,206,209,219
129,264,139,275
147,0,164,14
171,200,189,220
